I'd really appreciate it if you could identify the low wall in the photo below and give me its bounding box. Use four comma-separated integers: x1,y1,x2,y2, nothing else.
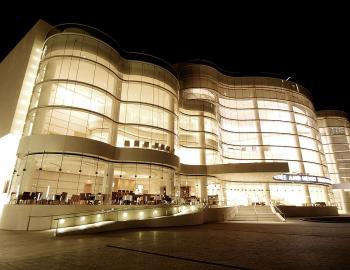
0,203,237,233
0,204,171,230
277,206,338,217
58,207,237,236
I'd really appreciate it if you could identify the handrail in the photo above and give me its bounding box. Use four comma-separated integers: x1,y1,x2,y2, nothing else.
270,203,286,222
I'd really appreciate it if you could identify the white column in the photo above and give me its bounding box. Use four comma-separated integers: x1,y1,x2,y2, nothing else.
264,183,271,205
339,190,350,214
221,181,227,206
253,98,265,160
200,176,207,203
102,163,114,204
288,102,305,173
199,112,206,165
303,184,311,205
166,172,175,197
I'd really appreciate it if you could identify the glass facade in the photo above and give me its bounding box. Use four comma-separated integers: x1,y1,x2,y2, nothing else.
6,26,337,211
317,111,350,213
10,29,179,206
176,64,328,177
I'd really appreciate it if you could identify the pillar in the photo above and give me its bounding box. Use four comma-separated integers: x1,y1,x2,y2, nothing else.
288,102,306,173
303,184,311,205
264,183,271,205
253,98,265,160
199,112,206,165
200,176,207,203
221,181,227,206
102,163,114,204
166,171,175,197
339,190,350,214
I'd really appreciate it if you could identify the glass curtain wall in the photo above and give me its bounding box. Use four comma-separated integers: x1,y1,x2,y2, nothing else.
10,153,175,205
13,30,179,204
176,64,328,177
317,112,350,213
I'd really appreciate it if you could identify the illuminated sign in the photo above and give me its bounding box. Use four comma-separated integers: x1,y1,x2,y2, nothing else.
273,174,333,185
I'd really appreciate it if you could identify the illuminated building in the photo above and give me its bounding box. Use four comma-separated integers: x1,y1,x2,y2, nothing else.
317,110,350,213
0,20,346,229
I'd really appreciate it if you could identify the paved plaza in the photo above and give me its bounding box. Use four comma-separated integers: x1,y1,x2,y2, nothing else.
0,220,350,270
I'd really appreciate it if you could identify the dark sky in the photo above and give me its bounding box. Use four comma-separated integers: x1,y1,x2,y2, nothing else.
1,3,349,114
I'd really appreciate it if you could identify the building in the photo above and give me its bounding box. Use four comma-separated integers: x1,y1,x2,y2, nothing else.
0,20,347,229
317,110,350,213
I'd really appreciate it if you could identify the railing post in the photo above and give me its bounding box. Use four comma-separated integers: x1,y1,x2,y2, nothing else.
26,216,31,231
55,219,58,236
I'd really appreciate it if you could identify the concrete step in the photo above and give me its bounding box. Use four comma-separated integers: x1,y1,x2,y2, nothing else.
230,218,258,221
230,206,283,222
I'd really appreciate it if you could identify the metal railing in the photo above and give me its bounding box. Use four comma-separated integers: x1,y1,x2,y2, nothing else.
270,204,286,222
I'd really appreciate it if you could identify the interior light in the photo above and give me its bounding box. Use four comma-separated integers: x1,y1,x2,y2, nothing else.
59,219,65,224
123,212,128,218
81,216,85,221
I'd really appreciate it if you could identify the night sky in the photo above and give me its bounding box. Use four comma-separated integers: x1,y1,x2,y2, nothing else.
1,3,349,114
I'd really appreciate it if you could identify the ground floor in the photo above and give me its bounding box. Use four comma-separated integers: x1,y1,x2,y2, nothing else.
6,154,332,209
1,153,335,226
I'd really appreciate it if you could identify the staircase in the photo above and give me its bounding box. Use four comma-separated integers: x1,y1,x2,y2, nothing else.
229,205,283,222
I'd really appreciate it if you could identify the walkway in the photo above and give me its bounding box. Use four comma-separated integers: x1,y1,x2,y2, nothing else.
0,219,349,269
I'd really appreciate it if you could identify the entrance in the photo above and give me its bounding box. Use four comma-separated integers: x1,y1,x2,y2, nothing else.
226,184,267,206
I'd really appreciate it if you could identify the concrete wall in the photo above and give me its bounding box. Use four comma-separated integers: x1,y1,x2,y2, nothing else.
58,206,237,236
0,204,236,231
0,20,51,137
277,206,338,217
0,204,116,230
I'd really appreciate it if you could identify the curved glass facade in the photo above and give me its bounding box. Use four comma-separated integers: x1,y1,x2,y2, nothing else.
11,30,179,204
317,111,350,213
176,64,328,177
6,26,334,210
25,33,178,149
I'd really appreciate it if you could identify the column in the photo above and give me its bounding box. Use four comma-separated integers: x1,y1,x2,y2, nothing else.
166,171,175,197
339,190,350,214
200,176,207,203
264,183,271,205
288,102,305,173
109,95,119,147
253,98,265,160
199,112,206,165
102,163,114,204
303,184,311,205
221,181,227,206
323,185,330,206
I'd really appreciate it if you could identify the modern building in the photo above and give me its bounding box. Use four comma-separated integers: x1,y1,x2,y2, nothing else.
0,20,348,229
317,110,350,213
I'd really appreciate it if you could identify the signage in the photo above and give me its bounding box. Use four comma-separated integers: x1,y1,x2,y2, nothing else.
273,174,333,185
